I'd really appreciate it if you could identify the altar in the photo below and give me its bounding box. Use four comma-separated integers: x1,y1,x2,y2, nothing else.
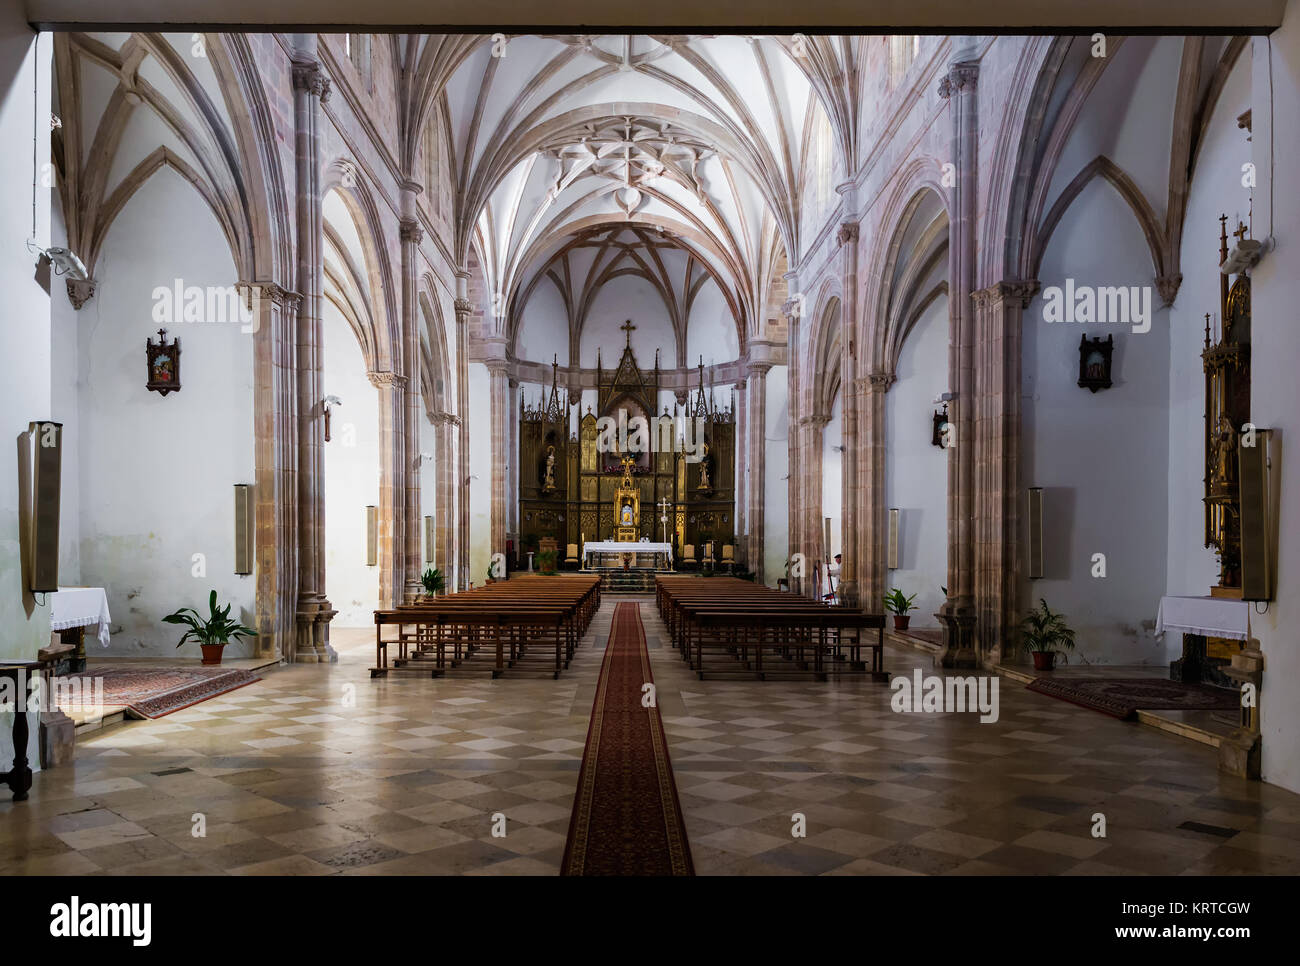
582,541,673,570
1156,594,1250,687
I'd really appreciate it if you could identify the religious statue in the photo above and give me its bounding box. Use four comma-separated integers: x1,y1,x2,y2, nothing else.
621,502,634,525
696,442,712,492
1210,414,1237,493
542,445,557,492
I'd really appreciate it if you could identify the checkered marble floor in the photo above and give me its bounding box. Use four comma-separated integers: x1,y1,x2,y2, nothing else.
4,597,1299,876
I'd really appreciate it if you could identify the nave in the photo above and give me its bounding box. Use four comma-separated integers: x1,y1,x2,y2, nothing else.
5,596,1299,877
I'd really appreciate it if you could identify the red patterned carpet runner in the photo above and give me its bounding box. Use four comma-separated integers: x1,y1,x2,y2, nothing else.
561,602,694,875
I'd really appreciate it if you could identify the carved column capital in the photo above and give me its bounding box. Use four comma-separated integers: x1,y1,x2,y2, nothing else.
399,217,424,245
938,60,979,99
972,279,1040,310
367,370,408,390
836,221,860,247
291,62,331,102
858,369,895,394
1155,273,1183,306
734,378,747,392
66,277,96,310
241,280,302,310
453,297,473,320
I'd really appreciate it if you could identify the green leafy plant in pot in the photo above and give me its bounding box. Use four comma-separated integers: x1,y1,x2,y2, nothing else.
536,549,558,574
1020,598,1076,671
162,590,258,666
420,567,444,599
883,588,918,631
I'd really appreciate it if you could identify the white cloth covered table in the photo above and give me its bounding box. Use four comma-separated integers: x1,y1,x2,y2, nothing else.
582,541,673,569
50,587,112,647
1154,595,1250,641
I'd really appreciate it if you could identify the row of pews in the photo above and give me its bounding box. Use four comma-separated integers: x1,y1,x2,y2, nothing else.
372,575,601,679
655,576,889,681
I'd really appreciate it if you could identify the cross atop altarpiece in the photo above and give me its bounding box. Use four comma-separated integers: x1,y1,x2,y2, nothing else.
620,319,636,345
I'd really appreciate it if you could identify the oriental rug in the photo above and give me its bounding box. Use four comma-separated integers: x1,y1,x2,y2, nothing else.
65,666,260,719
561,602,694,875
1026,676,1240,720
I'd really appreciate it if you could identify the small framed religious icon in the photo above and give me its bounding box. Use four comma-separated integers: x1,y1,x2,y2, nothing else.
931,403,950,448
1076,333,1113,393
146,328,181,395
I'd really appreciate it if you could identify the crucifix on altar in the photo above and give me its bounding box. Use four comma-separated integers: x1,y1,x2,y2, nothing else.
658,497,672,544
620,318,636,344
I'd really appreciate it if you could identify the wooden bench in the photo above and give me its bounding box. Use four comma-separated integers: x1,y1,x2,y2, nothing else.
372,575,601,679
656,576,888,681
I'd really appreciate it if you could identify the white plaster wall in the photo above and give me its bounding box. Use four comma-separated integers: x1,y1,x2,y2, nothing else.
579,276,677,368
763,365,789,585
1249,17,1300,794
1022,178,1172,665
885,293,949,625
1166,53,1251,596
516,281,569,364
50,196,80,584
0,9,51,769
77,168,256,658
322,300,379,626
685,278,739,364
467,362,492,585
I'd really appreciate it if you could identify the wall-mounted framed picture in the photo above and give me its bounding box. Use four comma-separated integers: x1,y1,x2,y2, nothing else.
146,328,181,395
1077,333,1113,393
931,403,950,447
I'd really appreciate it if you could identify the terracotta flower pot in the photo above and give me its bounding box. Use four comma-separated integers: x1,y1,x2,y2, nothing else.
200,643,225,666
893,615,911,631
1031,651,1055,671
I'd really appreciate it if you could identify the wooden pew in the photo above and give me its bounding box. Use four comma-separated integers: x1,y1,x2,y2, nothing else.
372,575,601,679
655,576,888,681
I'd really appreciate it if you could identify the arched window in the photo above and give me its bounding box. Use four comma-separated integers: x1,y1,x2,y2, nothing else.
424,113,440,220
813,107,834,217
888,35,920,88
346,33,374,93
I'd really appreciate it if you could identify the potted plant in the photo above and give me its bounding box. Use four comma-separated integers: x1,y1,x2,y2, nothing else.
162,590,258,666
536,550,558,575
883,588,918,630
420,567,444,600
1020,598,1076,671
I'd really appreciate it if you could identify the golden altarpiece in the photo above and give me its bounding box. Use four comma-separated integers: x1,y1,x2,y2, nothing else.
517,324,735,564
1170,213,1255,687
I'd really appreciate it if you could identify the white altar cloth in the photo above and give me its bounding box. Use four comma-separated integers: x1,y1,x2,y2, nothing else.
582,541,673,569
1154,595,1250,641
50,587,112,647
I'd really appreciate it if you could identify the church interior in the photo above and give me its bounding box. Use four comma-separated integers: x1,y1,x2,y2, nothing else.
4,0,1300,889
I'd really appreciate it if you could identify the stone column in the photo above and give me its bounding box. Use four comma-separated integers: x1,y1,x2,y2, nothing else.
291,55,335,662
370,370,407,608
836,220,861,607
732,378,747,566
799,414,830,598
973,280,1038,665
937,56,981,668
454,284,472,591
508,376,519,559
250,282,300,659
435,412,456,577
487,360,509,560
745,362,771,582
860,370,894,610
784,297,803,592
399,195,424,604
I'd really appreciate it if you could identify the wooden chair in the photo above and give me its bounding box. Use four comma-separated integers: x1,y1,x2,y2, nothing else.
564,543,581,570
682,545,697,571
720,544,735,572
702,542,715,570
